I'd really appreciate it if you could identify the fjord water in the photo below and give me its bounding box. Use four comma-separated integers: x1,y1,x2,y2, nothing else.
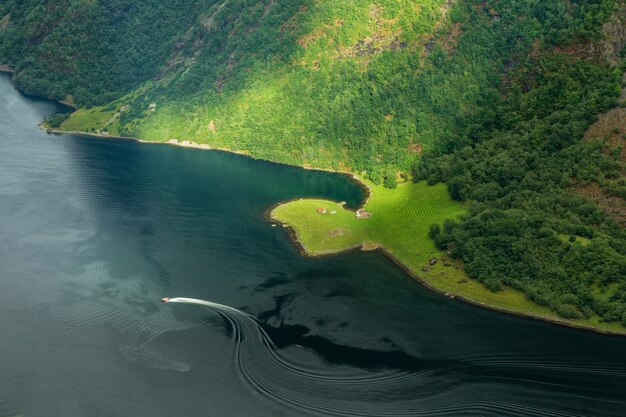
1,73,625,417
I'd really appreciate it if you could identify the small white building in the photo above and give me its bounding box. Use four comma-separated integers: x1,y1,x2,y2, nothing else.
356,209,371,218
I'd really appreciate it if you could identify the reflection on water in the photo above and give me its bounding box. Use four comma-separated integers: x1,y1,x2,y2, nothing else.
0,73,625,417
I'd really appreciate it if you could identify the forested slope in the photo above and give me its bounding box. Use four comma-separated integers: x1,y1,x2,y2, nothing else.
0,0,202,106
1,0,626,328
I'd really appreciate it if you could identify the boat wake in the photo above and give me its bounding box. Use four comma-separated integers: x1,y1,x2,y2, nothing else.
163,297,618,416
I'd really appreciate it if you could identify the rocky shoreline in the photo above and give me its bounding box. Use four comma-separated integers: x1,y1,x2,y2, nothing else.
0,63,14,73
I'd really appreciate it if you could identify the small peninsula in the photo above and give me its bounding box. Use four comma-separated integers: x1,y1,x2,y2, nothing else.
271,178,626,335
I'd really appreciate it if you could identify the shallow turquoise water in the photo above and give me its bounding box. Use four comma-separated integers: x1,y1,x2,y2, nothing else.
1,73,625,416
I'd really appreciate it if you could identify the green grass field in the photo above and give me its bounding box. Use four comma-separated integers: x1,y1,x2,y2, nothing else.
271,179,626,334
60,106,121,136
272,180,464,260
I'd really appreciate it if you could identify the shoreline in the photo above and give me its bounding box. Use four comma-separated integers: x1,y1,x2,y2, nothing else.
271,212,626,337
46,126,626,337
379,247,626,337
46,127,373,207
0,64,14,73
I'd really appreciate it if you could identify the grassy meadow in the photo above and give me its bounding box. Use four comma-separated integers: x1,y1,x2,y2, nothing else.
60,106,121,136
272,180,464,259
271,179,626,334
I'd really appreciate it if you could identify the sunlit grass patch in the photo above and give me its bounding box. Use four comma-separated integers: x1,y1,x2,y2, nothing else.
271,180,464,264
271,179,626,334
61,105,120,135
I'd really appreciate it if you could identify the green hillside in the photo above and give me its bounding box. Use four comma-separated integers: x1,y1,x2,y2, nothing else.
1,0,626,328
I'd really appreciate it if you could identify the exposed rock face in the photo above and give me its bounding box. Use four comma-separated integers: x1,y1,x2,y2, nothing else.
602,3,626,66
555,4,625,66
576,59,626,226
578,182,626,227
0,14,10,30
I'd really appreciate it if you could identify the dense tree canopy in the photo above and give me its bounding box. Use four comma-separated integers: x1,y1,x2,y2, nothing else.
0,0,202,106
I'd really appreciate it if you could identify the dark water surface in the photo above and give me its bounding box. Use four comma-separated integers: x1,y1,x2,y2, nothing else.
1,73,625,417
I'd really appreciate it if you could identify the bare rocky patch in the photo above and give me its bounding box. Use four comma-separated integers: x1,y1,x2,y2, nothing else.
328,228,347,238
407,143,422,154
584,106,626,165
0,13,10,30
577,182,626,226
576,72,626,225
555,3,625,65
335,4,404,61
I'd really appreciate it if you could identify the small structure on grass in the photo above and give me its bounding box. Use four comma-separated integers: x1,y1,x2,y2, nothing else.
356,209,371,219
317,207,327,214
